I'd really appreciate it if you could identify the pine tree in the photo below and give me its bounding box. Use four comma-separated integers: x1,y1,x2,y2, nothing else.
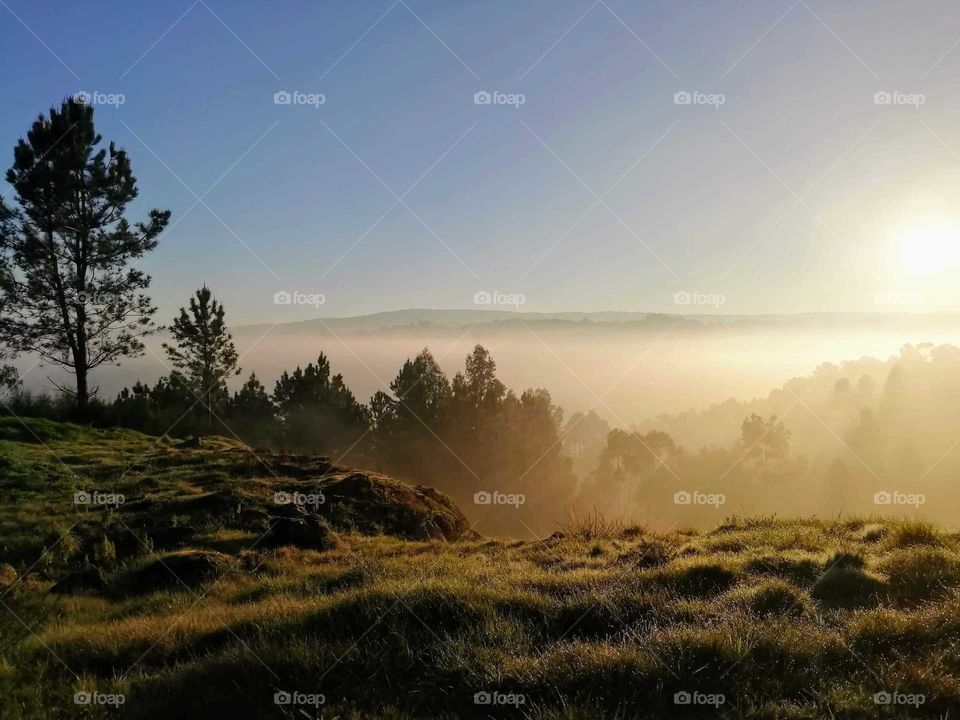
389,348,450,428
0,98,170,416
227,372,276,444
162,286,240,427
272,353,368,454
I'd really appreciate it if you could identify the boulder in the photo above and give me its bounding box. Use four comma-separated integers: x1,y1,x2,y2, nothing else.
129,550,235,594
264,515,337,550
317,471,471,541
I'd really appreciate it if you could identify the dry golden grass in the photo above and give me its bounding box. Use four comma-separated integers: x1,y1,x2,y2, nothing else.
2,419,959,718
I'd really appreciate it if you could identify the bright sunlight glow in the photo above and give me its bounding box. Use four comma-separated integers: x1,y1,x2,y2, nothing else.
900,225,960,275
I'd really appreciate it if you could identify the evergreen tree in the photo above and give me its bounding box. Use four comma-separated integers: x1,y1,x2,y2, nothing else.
272,353,367,454
162,286,240,427
0,98,170,416
370,348,451,479
389,348,450,429
227,372,276,445
449,345,506,478
368,390,395,427
452,345,506,413
110,375,194,436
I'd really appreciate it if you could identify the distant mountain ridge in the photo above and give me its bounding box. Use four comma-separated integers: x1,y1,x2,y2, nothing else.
234,308,960,334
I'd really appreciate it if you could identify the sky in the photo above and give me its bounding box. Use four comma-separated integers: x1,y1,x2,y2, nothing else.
4,0,960,323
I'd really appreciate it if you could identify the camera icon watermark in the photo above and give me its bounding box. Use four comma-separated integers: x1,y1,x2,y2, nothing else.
71,290,117,306
873,491,925,508
474,490,525,508
274,490,325,508
673,290,725,308
473,90,526,108
873,90,924,108
273,690,325,707
273,290,326,308
273,90,326,108
74,490,125,508
873,690,925,707
74,90,125,107
473,290,525,308
74,691,125,706
673,490,725,508
674,90,725,108
473,690,526,706
673,690,725,707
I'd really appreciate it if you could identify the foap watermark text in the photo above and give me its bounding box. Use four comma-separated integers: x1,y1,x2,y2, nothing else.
674,91,725,108
274,490,325,508
674,690,725,707
274,290,325,308
674,490,725,508
474,691,525,706
74,91,125,107
274,90,325,108
874,91,924,108
474,290,525,308
474,490,525,508
674,291,725,308
874,491,925,508
75,691,125,706
74,491,125,507
274,690,325,707
474,91,525,108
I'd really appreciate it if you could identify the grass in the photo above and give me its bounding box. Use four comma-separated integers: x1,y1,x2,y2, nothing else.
0,418,958,718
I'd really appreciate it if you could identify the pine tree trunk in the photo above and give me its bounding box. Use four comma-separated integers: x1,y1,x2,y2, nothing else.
75,297,89,420
75,365,89,420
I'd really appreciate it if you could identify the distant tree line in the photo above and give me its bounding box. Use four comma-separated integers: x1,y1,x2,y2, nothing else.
2,279,577,535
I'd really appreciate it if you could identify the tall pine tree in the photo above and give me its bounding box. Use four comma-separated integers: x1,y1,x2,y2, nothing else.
0,98,170,415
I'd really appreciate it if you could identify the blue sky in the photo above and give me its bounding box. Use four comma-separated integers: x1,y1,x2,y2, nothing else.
4,0,960,322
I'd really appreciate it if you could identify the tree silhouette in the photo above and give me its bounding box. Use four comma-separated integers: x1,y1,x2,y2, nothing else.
598,429,679,480
227,372,276,445
0,98,169,415
272,353,367,454
389,348,451,430
739,413,790,475
163,286,240,427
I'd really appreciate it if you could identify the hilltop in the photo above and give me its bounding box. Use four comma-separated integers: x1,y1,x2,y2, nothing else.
0,418,959,718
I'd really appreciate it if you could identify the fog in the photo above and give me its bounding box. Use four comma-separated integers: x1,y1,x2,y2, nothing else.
25,311,959,428
14,311,960,535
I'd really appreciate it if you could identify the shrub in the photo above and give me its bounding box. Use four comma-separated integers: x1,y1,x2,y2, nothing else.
617,540,674,569
824,549,865,571
887,521,942,549
881,548,960,603
811,565,886,609
745,552,821,585
860,524,887,542
92,535,117,567
563,510,625,541
730,579,813,617
656,560,737,597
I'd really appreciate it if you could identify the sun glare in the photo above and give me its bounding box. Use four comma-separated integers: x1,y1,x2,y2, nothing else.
900,225,960,275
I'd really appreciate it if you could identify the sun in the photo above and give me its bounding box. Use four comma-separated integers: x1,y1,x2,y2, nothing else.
900,225,960,275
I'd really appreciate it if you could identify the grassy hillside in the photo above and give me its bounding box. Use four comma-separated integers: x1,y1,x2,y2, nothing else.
0,418,958,719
